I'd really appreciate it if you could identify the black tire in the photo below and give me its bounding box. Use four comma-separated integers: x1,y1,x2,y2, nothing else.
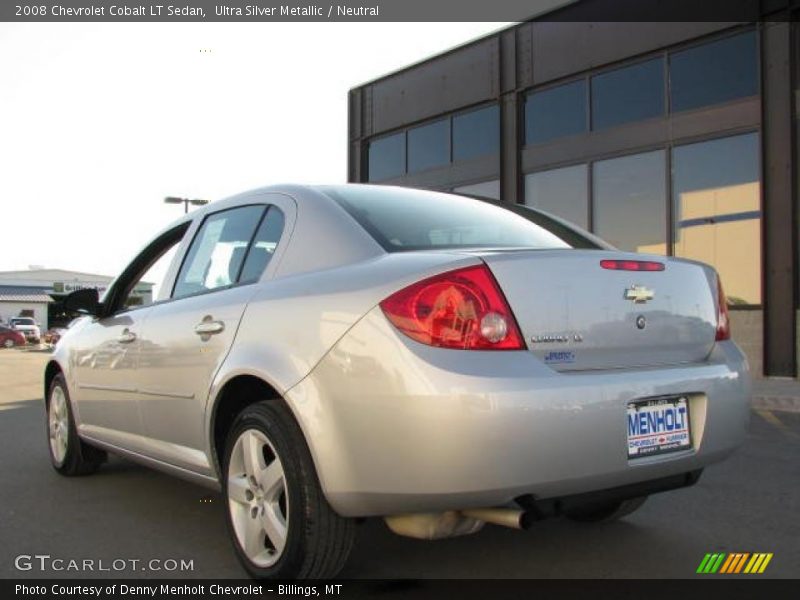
565,496,647,523
46,374,106,476
223,400,355,579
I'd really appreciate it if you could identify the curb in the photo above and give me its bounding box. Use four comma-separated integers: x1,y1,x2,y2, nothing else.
751,395,800,414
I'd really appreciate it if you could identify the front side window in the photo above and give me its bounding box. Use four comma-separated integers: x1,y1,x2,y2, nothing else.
672,132,761,305
173,205,265,299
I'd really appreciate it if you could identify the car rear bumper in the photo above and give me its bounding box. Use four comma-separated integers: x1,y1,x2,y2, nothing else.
286,308,751,517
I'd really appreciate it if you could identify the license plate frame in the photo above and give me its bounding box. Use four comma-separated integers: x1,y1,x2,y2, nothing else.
627,396,691,459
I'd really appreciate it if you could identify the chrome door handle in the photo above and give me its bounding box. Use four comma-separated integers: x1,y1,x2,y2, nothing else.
194,318,225,336
118,329,137,344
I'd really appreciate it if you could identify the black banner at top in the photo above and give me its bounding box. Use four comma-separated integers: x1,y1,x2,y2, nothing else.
1,0,798,23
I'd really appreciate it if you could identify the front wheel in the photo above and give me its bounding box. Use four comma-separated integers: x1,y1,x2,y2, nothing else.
565,496,647,523
223,400,355,579
47,374,106,475
3,338,14,348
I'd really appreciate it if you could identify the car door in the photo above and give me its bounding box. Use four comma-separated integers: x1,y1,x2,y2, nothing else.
70,223,190,449
134,199,289,475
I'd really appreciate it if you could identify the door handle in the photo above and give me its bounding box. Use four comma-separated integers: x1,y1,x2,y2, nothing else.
118,329,137,344
194,318,225,336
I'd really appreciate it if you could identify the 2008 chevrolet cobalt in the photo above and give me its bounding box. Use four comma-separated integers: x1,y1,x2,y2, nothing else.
45,185,750,579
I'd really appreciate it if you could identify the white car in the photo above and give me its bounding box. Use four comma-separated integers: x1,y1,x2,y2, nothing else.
10,316,40,343
47,184,750,579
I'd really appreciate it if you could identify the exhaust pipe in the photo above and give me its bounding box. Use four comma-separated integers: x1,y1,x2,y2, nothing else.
384,507,534,540
460,508,532,530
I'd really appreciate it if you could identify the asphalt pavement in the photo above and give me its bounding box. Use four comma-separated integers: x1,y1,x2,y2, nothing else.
1,350,798,579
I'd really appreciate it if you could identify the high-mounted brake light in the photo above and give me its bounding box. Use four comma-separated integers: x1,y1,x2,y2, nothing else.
380,264,525,350
600,259,665,272
716,276,731,341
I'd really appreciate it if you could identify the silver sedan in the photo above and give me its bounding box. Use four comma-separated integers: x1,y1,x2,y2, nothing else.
45,184,750,579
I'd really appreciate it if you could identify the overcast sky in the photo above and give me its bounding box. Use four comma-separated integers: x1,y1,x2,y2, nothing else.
0,22,509,277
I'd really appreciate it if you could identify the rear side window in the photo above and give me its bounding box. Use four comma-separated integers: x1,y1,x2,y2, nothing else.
239,206,285,283
173,205,265,299
323,186,596,252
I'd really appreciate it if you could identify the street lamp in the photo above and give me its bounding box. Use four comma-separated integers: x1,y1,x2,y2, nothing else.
164,196,209,214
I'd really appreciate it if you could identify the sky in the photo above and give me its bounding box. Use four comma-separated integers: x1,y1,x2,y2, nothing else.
0,22,510,277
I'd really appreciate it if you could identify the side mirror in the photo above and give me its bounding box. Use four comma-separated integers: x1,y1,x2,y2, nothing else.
63,288,101,316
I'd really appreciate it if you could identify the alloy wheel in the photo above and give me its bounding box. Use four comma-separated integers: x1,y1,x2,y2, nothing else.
48,385,69,465
227,429,289,567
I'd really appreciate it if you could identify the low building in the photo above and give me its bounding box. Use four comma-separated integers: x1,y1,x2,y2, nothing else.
0,269,153,331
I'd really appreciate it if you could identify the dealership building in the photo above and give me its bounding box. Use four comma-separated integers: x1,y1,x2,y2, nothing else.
0,269,153,331
348,3,799,378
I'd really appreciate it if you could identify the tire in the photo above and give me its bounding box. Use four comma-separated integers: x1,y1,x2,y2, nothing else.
3,338,13,348
565,496,648,523
223,400,355,579
47,374,106,475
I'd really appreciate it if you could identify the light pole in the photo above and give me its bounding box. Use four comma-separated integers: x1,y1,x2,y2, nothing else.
164,196,209,214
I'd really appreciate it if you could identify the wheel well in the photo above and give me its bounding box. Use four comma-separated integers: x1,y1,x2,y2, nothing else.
44,361,62,406
211,375,283,474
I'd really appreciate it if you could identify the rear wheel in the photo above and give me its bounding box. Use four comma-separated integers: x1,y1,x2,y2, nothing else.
223,400,354,579
47,374,106,475
565,496,647,523
3,338,14,348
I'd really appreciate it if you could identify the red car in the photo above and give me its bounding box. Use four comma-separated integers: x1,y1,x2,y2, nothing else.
0,325,26,348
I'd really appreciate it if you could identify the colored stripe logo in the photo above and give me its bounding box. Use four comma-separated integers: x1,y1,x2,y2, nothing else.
697,552,773,574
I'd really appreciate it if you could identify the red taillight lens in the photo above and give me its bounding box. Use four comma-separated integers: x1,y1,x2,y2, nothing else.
380,264,525,350
716,276,731,341
600,259,665,271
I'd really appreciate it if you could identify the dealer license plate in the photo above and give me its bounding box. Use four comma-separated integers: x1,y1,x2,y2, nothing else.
627,397,691,458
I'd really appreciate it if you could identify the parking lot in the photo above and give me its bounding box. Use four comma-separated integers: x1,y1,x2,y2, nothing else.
0,350,798,579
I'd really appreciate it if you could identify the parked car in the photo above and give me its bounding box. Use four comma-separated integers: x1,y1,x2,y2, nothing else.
0,325,26,348
9,317,41,343
45,184,751,579
43,327,68,346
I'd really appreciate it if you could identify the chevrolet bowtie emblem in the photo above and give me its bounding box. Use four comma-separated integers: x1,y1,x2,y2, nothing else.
624,285,654,304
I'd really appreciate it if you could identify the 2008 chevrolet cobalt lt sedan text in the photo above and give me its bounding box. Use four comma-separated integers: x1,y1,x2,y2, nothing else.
45,184,750,579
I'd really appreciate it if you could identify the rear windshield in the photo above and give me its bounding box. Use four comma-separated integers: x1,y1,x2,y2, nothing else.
12,318,34,325
323,186,598,252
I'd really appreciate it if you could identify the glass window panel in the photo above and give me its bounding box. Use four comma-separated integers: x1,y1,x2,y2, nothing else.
407,118,450,173
525,164,589,229
525,80,587,144
453,105,499,161
239,206,285,284
453,179,501,200
670,31,758,112
593,150,666,254
173,206,264,299
368,133,405,181
672,132,761,305
591,58,665,130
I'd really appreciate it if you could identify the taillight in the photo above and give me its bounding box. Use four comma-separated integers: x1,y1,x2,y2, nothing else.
600,259,665,271
716,275,731,341
379,264,525,350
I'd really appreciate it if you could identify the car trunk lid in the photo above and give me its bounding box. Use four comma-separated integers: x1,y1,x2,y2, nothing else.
478,249,718,372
